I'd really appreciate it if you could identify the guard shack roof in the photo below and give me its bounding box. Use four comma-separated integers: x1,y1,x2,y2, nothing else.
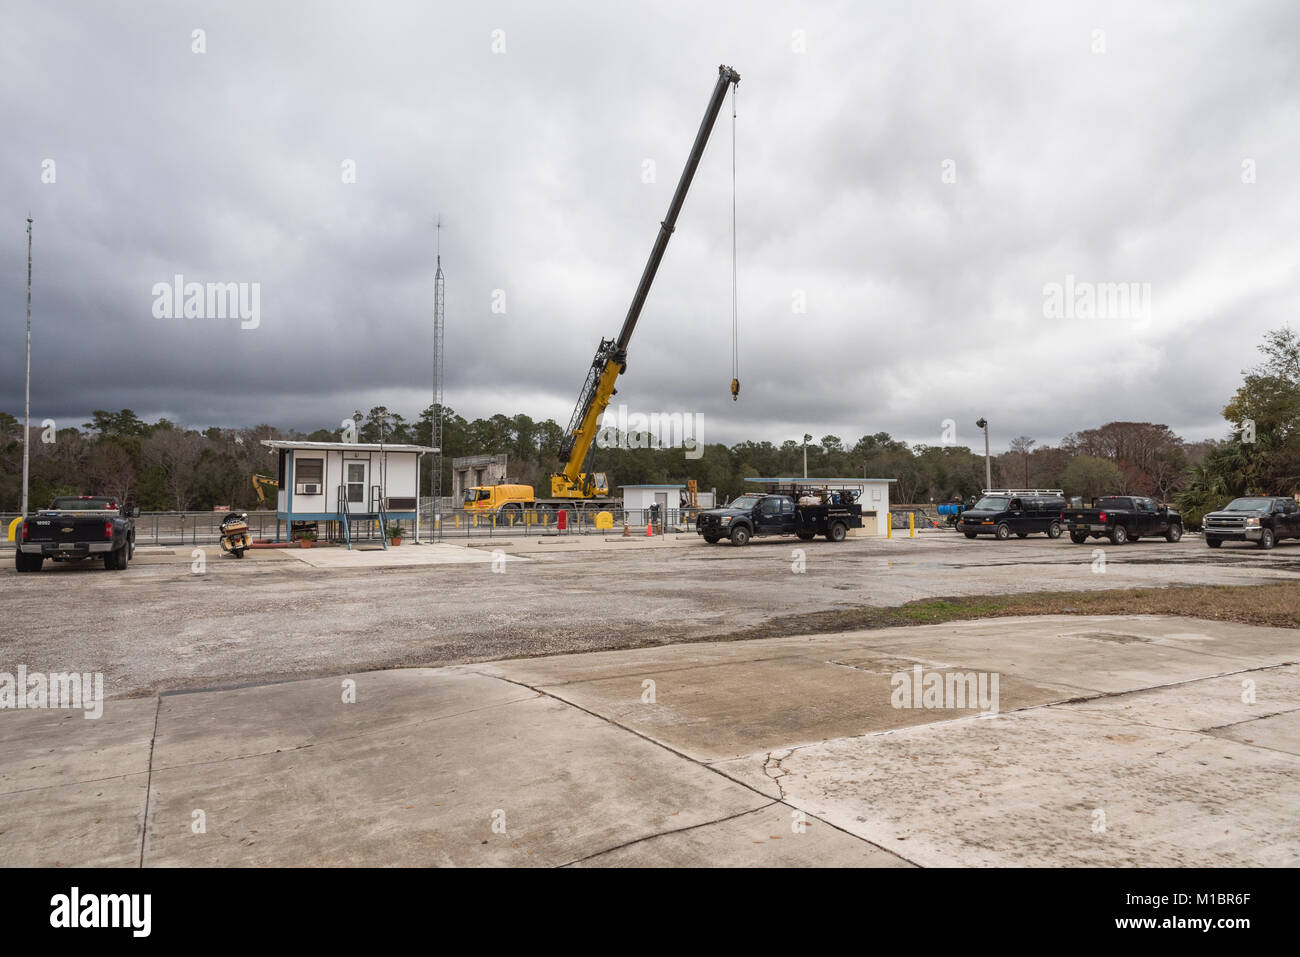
261,440,438,453
744,477,898,485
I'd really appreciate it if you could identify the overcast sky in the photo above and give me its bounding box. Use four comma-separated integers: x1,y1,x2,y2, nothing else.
3,0,1298,453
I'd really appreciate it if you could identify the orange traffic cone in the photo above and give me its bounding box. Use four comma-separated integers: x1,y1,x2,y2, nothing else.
645,520,653,537
623,520,630,537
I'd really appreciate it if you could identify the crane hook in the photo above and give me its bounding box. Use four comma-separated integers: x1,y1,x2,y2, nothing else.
730,378,740,401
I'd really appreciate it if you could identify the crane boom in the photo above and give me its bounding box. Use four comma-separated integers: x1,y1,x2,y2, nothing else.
553,64,741,498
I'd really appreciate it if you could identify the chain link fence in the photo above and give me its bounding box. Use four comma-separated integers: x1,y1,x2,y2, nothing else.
2,506,701,549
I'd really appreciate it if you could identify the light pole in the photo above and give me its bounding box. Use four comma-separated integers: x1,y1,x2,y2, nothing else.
21,217,32,518
975,417,990,491
802,434,812,479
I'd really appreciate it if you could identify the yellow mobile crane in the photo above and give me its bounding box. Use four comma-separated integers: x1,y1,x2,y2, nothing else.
465,65,741,515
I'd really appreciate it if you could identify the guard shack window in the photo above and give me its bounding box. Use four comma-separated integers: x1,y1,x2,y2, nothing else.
296,458,324,487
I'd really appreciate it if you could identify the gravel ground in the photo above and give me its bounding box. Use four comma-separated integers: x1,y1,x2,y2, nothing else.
3,533,1299,698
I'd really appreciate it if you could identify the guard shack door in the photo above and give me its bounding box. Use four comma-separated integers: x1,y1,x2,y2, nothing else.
344,460,369,511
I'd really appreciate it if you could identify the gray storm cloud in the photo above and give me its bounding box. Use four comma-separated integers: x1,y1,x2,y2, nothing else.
3,0,1297,452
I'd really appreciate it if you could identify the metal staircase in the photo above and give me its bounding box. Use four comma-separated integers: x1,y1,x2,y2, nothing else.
335,484,388,550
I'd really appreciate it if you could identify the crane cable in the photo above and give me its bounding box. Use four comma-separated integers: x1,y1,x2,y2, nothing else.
729,84,740,401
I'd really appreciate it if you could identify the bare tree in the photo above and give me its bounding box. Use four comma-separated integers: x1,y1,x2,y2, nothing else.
1009,435,1036,487
143,428,205,511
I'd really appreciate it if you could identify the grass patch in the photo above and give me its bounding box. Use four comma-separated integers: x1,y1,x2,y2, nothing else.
716,581,1300,642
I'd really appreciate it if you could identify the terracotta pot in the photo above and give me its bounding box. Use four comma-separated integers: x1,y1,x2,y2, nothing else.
301,540,313,549
390,537,402,546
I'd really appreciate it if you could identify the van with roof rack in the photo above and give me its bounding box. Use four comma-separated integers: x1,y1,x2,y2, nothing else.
957,489,1067,540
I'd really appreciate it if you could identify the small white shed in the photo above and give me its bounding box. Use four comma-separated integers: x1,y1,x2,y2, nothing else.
261,440,436,546
620,484,686,514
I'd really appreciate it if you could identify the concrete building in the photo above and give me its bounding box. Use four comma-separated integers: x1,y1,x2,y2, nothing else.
743,476,896,536
452,454,508,503
262,440,437,547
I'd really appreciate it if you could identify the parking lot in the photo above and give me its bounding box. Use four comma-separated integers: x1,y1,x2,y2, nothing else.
4,531,1299,700
4,530,1300,868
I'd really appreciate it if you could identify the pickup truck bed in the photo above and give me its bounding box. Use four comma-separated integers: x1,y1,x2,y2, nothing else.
1063,496,1182,545
15,496,135,572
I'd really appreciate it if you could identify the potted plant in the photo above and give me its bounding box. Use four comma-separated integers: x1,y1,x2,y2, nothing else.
299,528,317,549
387,523,403,546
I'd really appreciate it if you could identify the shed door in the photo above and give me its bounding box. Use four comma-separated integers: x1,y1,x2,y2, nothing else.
345,461,368,511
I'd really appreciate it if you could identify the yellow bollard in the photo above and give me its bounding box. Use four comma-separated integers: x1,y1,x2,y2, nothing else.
908,511,915,538
886,512,892,539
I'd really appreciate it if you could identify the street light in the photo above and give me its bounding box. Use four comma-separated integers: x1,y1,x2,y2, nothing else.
802,434,812,479
975,418,990,490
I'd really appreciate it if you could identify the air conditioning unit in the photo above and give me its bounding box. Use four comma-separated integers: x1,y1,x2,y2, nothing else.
385,496,417,511
296,483,321,495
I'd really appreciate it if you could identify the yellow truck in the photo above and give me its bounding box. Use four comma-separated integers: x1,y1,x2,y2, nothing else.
461,480,611,516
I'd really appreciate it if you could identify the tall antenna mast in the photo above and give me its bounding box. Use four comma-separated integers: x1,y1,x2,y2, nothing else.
432,217,445,506
21,217,32,518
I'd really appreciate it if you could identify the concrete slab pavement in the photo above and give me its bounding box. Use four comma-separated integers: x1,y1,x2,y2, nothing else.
1,614,1296,867
287,542,531,568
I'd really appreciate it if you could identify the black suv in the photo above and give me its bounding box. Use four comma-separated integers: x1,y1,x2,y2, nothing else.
958,491,1067,540
1203,497,1300,549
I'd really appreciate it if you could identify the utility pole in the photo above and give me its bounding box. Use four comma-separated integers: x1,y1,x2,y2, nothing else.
21,217,32,517
803,433,812,479
976,418,990,490
432,218,445,502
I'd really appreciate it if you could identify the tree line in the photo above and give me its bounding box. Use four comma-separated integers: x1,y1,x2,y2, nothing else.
2,328,1296,521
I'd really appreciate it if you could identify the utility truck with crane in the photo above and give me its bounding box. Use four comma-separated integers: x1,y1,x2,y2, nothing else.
464,65,742,520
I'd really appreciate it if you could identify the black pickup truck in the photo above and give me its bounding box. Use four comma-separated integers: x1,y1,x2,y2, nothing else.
696,490,863,546
1063,495,1182,545
1202,497,1300,550
15,496,136,572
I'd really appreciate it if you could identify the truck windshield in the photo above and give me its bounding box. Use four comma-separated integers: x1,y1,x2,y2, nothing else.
728,495,761,509
972,497,1011,511
1095,497,1131,510
1223,498,1272,511
463,489,491,504
49,497,118,510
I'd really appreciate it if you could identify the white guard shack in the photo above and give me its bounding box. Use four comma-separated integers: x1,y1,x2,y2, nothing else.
262,440,436,548
743,476,896,536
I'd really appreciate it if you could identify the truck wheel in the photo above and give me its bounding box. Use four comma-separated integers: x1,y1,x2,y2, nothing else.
1069,531,1088,544
796,530,815,541
15,551,33,572
730,525,750,547
703,534,720,544
1206,538,1222,548
1258,528,1275,550
826,522,847,543
995,523,1011,540
1016,531,1028,538
1165,524,1182,543
963,532,977,539
1109,525,1129,545
1047,521,1062,539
